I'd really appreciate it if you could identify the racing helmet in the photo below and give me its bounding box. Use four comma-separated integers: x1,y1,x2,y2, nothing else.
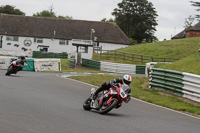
20,53,26,59
123,74,132,85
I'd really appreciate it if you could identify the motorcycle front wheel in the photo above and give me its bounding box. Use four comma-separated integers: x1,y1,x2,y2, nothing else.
83,97,91,110
99,98,118,114
5,66,13,76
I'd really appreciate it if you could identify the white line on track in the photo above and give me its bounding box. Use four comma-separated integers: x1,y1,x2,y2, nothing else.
57,75,200,120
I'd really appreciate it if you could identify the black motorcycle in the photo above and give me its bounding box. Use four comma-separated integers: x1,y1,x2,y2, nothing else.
5,59,26,76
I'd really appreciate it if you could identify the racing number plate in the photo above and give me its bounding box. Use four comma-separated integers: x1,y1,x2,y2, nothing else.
120,88,127,99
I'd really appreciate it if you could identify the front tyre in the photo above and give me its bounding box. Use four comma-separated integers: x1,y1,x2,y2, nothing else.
99,98,118,114
83,97,91,110
5,66,13,76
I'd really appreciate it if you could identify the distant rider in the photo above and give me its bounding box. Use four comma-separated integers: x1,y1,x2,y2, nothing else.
16,53,27,70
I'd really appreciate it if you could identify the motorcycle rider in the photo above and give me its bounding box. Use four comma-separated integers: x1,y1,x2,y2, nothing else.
93,74,132,107
16,53,27,70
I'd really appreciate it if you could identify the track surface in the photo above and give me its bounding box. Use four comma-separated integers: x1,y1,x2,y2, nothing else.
0,70,199,133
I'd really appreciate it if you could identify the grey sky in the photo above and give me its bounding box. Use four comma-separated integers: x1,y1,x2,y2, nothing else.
1,0,199,41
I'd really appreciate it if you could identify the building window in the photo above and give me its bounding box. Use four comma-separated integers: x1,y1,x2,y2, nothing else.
80,46,88,53
59,40,68,45
6,36,19,41
34,38,43,43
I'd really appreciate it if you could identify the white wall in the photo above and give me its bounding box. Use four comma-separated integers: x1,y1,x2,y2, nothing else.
99,42,129,51
1,35,129,59
1,35,77,56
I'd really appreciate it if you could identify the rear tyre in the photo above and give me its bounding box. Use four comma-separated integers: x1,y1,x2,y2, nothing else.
83,97,91,110
99,98,118,114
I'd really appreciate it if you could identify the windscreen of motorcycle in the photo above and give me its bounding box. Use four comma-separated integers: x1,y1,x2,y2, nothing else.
122,84,130,92
119,84,129,99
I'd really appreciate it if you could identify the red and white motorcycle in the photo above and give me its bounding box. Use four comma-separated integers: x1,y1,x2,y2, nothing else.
5,59,26,76
83,83,130,114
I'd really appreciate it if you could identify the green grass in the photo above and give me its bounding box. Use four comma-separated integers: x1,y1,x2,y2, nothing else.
70,75,200,115
118,38,200,58
93,38,200,65
154,53,200,75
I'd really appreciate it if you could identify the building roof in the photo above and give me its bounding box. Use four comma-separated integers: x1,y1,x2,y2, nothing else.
172,21,200,39
0,13,129,45
171,30,186,39
189,21,200,31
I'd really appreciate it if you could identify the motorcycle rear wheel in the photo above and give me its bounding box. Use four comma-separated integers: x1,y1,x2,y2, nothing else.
83,97,91,110
99,98,118,114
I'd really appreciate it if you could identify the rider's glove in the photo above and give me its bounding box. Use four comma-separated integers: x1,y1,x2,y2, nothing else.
125,95,131,103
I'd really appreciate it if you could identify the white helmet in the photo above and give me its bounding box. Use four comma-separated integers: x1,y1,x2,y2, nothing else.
20,53,26,59
123,74,132,85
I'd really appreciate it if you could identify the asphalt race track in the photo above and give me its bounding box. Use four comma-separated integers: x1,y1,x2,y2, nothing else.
0,70,199,133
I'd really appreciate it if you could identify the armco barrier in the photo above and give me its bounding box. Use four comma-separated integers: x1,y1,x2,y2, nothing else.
149,68,200,103
82,58,100,70
101,61,136,74
136,65,146,74
33,51,68,59
69,58,76,68
34,59,61,72
0,56,11,69
81,58,146,74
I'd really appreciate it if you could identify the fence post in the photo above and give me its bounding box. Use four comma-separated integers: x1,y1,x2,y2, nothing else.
141,55,143,64
132,54,134,62
115,50,116,60
151,56,153,62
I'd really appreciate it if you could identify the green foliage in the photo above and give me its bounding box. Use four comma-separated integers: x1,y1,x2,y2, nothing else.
184,15,195,30
0,5,25,15
58,15,73,19
33,5,72,19
112,0,158,43
101,18,116,22
33,10,56,18
190,1,200,20
129,38,137,45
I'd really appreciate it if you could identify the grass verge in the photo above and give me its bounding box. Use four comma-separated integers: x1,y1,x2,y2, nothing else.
70,75,200,116
154,53,200,75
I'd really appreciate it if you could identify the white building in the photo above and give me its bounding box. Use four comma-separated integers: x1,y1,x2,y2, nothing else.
0,14,130,59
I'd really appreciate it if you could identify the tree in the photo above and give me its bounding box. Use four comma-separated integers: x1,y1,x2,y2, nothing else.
33,5,72,19
101,18,115,22
0,5,25,15
190,1,200,20
33,10,56,18
184,15,195,30
33,5,56,17
112,0,158,43
58,15,73,19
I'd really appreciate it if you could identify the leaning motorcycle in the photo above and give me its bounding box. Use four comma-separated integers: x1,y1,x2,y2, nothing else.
83,83,130,114
5,59,26,76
